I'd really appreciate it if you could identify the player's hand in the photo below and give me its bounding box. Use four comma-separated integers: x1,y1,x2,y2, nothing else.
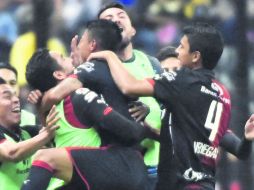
128,101,150,122
244,114,254,140
70,35,83,67
27,89,43,105
40,105,60,138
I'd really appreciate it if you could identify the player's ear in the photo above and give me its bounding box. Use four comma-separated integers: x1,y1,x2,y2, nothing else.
192,51,201,64
53,71,66,80
89,39,97,51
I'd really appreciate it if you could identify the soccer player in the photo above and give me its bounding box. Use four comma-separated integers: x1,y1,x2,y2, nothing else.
26,19,131,189
0,77,59,190
41,19,134,120
98,2,163,179
21,19,158,190
22,48,157,190
156,46,253,161
85,22,251,190
0,63,36,126
40,5,162,181
156,46,181,71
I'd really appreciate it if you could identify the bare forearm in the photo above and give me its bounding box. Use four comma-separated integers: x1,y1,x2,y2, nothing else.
106,52,138,94
106,52,153,96
41,78,82,113
0,132,51,162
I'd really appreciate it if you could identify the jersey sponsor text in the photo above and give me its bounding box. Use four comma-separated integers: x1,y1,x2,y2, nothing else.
193,141,218,159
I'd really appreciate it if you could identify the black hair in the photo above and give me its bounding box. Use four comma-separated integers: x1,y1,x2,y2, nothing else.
183,22,224,70
0,62,18,77
97,2,125,18
0,77,6,85
26,48,61,92
86,19,122,52
156,46,178,62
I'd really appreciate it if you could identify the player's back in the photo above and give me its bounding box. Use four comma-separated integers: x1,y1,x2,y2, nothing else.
74,59,137,145
154,68,231,188
75,59,135,120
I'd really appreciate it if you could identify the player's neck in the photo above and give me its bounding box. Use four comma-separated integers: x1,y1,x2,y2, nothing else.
118,43,133,61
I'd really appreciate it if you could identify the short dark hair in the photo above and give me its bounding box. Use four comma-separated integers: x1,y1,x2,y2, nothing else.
26,48,61,92
0,62,18,77
0,77,6,85
183,22,224,70
97,2,125,18
156,46,178,62
86,19,122,52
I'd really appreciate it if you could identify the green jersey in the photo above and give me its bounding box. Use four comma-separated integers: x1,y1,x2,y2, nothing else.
53,99,101,148
0,130,32,190
123,49,162,166
47,98,101,190
20,109,36,126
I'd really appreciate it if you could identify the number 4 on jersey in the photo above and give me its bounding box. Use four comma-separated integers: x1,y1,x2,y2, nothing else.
205,100,223,142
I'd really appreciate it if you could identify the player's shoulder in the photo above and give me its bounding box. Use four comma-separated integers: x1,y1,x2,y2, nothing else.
155,67,213,87
133,49,159,64
180,67,215,84
158,67,192,81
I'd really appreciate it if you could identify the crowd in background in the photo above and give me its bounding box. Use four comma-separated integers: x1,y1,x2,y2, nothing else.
0,0,254,190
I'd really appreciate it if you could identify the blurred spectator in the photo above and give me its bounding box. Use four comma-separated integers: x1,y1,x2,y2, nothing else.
9,0,66,114
10,0,67,88
141,0,184,52
149,0,183,18
14,2,33,35
56,0,102,50
129,0,159,55
210,0,237,45
0,0,18,44
155,20,180,48
183,0,212,19
0,39,11,63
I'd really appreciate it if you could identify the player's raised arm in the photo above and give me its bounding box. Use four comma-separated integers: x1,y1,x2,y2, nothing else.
41,77,82,113
220,130,252,160
88,50,154,96
220,114,254,160
0,106,59,162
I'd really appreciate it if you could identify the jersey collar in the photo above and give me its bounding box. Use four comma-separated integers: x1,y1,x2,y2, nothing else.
0,125,21,142
122,53,136,63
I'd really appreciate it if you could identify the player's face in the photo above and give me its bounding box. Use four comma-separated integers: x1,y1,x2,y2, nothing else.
49,51,74,75
176,35,196,68
0,69,19,96
161,57,181,71
99,7,136,48
0,84,20,127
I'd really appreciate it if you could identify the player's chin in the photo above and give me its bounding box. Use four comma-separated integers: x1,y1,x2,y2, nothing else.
10,113,21,124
